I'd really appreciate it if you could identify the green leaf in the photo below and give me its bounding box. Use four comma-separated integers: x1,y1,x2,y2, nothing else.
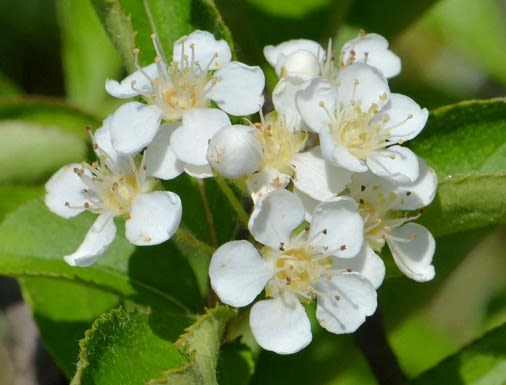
0,199,202,313
91,0,233,72
410,323,506,385
217,341,255,385
56,0,123,115
424,0,506,86
380,227,493,329
412,98,506,236
0,98,97,183
20,277,120,377
71,306,191,385
0,185,43,222
148,305,235,385
346,0,439,39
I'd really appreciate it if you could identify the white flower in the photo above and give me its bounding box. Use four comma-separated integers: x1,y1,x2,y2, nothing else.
264,31,400,81
339,31,401,79
209,190,377,354
296,63,428,184
206,112,351,202
105,30,265,157
347,159,438,281
44,109,182,266
264,39,325,79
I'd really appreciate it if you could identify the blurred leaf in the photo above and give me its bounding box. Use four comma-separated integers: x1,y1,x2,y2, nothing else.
246,0,333,17
0,72,21,97
381,227,493,329
148,305,235,385
0,98,96,183
0,185,42,222
91,0,233,72
215,0,351,64
56,0,122,115
425,0,506,86
389,315,456,378
346,0,438,39
71,306,190,385
412,98,506,236
410,323,506,385
250,330,375,385
0,199,202,313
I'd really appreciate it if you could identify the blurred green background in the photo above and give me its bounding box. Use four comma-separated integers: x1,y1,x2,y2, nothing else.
0,0,504,384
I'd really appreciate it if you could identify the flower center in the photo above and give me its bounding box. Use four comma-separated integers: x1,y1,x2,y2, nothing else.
254,114,307,175
327,97,390,160
358,188,417,251
264,234,333,302
75,151,154,218
149,61,212,121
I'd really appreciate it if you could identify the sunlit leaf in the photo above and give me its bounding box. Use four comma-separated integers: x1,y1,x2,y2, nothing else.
91,0,233,71
56,0,123,115
70,306,191,385
0,98,96,183
413,98,506,236
0,199,202,313
148,305,235,385
20,278,120,377
410,323,506,385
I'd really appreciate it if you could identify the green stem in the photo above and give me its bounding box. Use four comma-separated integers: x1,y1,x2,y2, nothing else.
173,228,215,256
196,179,219,250
215,176,250,229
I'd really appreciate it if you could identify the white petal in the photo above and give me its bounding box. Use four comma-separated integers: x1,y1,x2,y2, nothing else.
250,296,312,354
310,196,364,257
125,191,182,246
387,223,435,282
374,93,428,142
340,33,401,78
367,145,419,184
296,77,337,133
292,147,352,201
183,163,214,178
246,168,291,203
391,159,438,210
281,50,321,78
110,101,163,155
337,243,385,289
64,213,116,266
264,39,325,75
207,124,263,178
319,127,367,172
94,116,118,160
45,163,87,219
249,189,304,249
315,272,377,334
293,187,319,222
172,30,231,70
209,240,273,307
208,62,265,115
170,108,231,166
105,63,159,98
144,123,184,180
272,77,309,130
337,63,390,111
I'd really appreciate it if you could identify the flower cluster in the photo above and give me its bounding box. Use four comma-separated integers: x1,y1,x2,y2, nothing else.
45,30,437,353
